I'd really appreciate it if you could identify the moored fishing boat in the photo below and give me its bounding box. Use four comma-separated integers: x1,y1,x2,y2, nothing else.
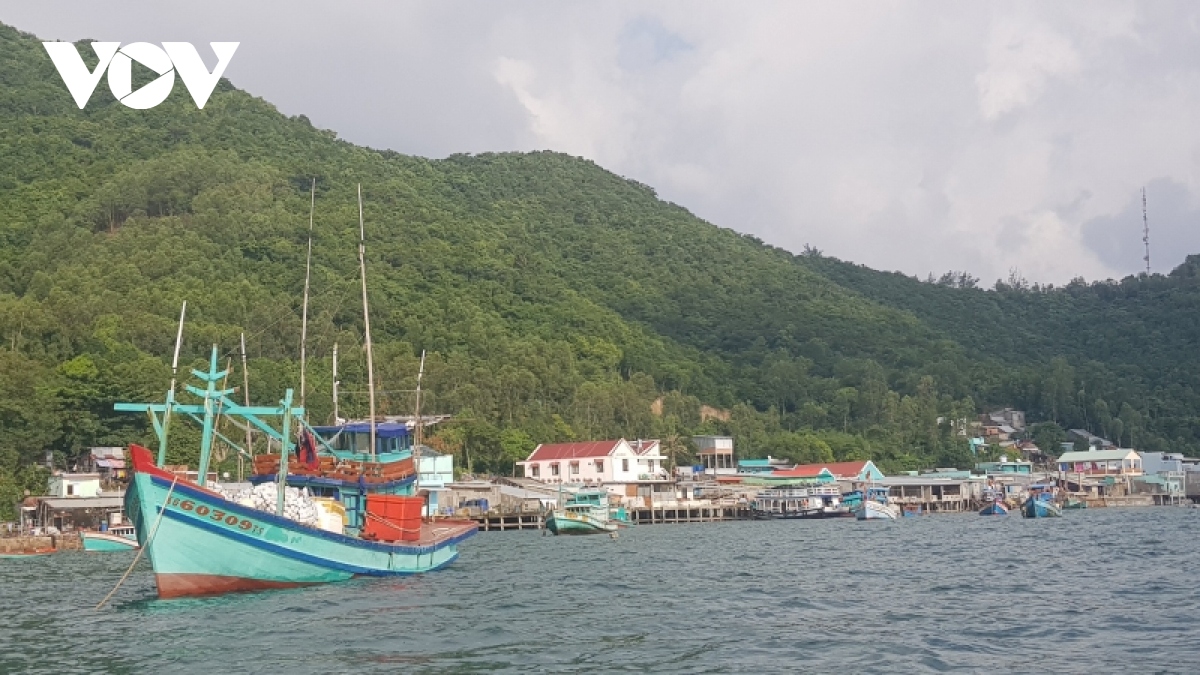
854,486,900,521
82,525,139,551
1020,485,1063,518
545,489,619,535
118,348,475,599
1021,496,1062,518
1062,496,1087,510
979,488,1008,516
979,500,1009,516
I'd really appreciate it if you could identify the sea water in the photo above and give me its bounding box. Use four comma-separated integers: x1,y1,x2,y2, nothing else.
2,507,1198,673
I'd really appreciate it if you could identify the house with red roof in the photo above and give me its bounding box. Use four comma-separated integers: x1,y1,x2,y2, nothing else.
770,460,884,483
519,438,667,486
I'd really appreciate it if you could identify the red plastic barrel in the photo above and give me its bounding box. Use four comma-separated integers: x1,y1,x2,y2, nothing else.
363,495,424,542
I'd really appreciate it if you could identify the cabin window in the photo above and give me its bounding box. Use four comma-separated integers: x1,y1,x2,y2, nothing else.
595,459,604,473
531,465,540,478
550,463,560,477
570,462,580,475
67,484,74,496
622,458,629,472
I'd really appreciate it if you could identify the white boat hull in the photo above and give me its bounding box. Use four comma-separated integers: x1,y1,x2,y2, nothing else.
856,501,900,521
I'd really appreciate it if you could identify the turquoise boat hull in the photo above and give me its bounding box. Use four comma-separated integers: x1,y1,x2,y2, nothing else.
544,511,617,535
126,444,475,598
82,532,139,551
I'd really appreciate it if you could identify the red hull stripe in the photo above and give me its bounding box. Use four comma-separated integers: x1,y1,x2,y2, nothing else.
156,573,316,599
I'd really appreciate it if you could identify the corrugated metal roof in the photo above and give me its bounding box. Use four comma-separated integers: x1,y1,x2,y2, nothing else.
1057,449,1138,463
525,440,622,461
39,497,124,509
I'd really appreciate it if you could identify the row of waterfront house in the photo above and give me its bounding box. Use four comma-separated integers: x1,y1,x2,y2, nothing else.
10,410,1200,533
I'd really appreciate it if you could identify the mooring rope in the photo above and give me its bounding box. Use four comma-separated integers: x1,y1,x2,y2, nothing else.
96,476,178,610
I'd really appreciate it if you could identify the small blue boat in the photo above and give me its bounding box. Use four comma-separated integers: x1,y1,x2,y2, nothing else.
1021,485,1062,518
979,501,1008,516
979,488,1008,516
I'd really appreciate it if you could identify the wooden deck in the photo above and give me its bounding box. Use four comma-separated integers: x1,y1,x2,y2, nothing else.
467,504,754,531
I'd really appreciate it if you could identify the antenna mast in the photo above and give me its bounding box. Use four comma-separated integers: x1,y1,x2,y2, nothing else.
1143,187,1151,275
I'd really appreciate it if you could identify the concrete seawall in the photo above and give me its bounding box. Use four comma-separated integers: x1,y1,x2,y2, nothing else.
1,533,83,552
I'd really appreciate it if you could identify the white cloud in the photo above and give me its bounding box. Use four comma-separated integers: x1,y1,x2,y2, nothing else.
6,1,1200,284
976,21,1081,121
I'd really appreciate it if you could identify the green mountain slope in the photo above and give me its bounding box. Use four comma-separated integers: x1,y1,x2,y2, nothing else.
1,22,1198,513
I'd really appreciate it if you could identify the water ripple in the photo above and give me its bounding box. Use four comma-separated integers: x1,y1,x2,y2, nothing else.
3,509,1200,672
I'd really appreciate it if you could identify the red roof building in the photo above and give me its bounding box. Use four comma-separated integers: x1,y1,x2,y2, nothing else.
770,460,883,482
520,439,667,485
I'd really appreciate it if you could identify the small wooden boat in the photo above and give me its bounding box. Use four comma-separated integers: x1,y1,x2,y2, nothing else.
854,487,900,521
545,489,619,535
901,504,923,517
979,488,1008,516
1062,496,1087,510
1021,486,1063,518
82,526,140,552
0,548,55,559
979,501,1008,516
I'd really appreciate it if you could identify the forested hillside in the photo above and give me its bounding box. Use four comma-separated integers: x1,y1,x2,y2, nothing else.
1,22,1198,515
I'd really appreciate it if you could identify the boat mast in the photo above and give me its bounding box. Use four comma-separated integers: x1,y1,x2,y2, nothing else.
414,349,426,496
414,350,426,450
299,177,316,411
239,332,252,481
356,184,378,460
158,301,187,466
331,342,339,424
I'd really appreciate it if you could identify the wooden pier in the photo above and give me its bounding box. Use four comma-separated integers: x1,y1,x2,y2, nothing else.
467,513,546,531
631,503,752,524
466,503,753,531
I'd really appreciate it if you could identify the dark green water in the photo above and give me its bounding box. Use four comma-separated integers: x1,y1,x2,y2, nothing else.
2,507,1198,673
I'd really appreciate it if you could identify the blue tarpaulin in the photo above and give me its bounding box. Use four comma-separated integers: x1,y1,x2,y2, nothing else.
312,422,410,439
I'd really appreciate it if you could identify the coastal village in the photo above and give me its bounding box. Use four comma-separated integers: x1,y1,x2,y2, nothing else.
6,407,1198,550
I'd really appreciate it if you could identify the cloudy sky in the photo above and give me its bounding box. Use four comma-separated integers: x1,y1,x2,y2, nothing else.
6,1,1200,285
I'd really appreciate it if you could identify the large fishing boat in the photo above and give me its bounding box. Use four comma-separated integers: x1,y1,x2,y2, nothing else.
118,348,476,599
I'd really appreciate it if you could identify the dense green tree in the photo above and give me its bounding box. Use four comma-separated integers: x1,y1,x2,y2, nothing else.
1,20,1199,501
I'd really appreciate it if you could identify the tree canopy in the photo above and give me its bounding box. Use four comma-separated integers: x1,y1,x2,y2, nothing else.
1,23,1197,517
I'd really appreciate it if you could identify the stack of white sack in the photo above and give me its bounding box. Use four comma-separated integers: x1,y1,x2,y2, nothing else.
212,483,320,527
